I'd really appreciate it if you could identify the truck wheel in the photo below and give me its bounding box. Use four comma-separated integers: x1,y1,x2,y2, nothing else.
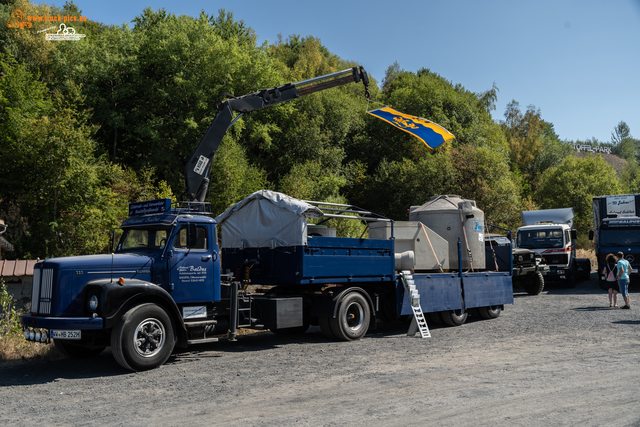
318,316,336,339
54,339,106,359
580,260,592,281
111,303,175,371
524,272,545,295
329,292,371,341
440,309,467,327
477,306,501,319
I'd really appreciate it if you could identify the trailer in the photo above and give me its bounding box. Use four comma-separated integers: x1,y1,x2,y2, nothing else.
591,194,640,289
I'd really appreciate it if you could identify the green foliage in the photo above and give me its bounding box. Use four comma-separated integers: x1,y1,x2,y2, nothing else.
354,152,456,220
0,280,21,338
207,138,268,214
535,156,623,234
450,145,522,229
3,0,640,262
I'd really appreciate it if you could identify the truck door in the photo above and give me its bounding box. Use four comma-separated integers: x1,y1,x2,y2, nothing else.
167,223,215,304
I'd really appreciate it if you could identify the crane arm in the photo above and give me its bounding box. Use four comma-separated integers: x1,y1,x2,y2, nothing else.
184,66,370,202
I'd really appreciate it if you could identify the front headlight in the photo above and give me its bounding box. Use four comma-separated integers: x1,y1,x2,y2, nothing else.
88,295,99,312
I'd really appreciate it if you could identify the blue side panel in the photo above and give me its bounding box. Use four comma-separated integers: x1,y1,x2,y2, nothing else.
462,272,514,308
221,237,395,286
398,274,463,315
302,237,394,284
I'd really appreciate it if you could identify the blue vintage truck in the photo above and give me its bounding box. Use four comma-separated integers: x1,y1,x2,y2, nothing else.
20,68,513,371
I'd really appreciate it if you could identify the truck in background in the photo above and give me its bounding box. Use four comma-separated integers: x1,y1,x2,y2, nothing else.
516,209,590,286
591,194,640,290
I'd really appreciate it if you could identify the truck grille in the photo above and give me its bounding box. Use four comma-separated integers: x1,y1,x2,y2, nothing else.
544,254,569,265
31,268,53,315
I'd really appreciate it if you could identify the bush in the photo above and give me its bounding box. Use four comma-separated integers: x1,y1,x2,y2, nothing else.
0,279,55,362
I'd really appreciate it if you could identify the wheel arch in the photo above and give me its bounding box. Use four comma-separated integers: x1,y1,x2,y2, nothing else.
85,279,188,347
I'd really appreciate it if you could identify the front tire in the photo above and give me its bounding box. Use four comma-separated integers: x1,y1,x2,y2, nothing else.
111,303,175,371
524,272,545,295
329,292,371,341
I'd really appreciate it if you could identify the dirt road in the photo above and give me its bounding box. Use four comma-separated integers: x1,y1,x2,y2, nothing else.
2,274,640,426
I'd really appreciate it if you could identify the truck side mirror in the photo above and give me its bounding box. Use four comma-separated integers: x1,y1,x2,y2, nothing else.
588,230,594,241
571,229,577,240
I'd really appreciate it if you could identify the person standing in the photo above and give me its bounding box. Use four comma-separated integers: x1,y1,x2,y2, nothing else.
616,251,631,309
603,253,619,307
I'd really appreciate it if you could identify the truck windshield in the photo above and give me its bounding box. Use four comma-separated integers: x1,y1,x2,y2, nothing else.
117,226,171,252
600,230,640,247
517,228,564,248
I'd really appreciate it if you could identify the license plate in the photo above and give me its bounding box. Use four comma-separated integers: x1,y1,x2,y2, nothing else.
52,330,81,340
633,269,638,274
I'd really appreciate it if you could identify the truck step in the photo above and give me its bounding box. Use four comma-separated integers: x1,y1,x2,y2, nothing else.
187,337,219,345
185,320,217,329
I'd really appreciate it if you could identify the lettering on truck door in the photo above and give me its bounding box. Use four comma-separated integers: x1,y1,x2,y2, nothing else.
168,224,214,304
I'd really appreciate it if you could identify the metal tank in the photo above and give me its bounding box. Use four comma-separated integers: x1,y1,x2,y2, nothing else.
409,195,485,270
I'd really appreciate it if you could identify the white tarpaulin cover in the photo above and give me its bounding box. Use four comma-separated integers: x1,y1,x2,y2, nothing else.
214,190,324,248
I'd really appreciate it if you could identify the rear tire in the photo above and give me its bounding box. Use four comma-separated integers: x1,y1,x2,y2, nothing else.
477,305,501,319
318,316,336,339
111,303,175,371
329,292,371,341
440,309,467,327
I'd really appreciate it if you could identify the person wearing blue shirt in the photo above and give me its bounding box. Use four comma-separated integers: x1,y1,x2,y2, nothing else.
616,251,631,309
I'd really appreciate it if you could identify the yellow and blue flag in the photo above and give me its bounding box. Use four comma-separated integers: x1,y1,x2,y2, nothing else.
366,106,455,149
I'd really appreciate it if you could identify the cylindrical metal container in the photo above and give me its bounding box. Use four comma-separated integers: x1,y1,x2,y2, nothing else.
409,195,485,270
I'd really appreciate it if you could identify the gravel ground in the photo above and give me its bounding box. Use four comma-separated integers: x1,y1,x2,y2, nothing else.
2,272,640,426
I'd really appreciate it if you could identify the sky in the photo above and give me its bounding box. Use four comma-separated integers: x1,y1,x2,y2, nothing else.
66,0,640,144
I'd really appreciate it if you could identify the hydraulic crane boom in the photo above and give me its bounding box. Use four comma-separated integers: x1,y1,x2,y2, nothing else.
184,66,370,202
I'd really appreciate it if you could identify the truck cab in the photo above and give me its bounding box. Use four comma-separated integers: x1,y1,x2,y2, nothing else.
21,199,229,370
516,209,590,286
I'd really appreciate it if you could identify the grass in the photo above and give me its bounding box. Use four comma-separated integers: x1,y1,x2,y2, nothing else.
0,280,56,363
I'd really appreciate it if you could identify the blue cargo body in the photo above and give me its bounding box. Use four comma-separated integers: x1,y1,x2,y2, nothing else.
397,271,513,316
221,236,395,286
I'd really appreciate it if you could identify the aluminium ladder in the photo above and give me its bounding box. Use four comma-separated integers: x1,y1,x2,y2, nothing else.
401,271,431,338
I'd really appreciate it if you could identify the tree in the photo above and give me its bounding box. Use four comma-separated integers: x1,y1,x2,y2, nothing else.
535,156,623,234
449,145,521,228
0,54,170,258
611,121,638,163
501,100,548,181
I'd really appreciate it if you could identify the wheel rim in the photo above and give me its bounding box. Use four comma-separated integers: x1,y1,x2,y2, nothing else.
133,318,166,358
345,301,365,332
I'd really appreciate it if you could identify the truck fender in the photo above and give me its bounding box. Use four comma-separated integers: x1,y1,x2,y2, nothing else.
310,287,377,329
84,279,188,347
